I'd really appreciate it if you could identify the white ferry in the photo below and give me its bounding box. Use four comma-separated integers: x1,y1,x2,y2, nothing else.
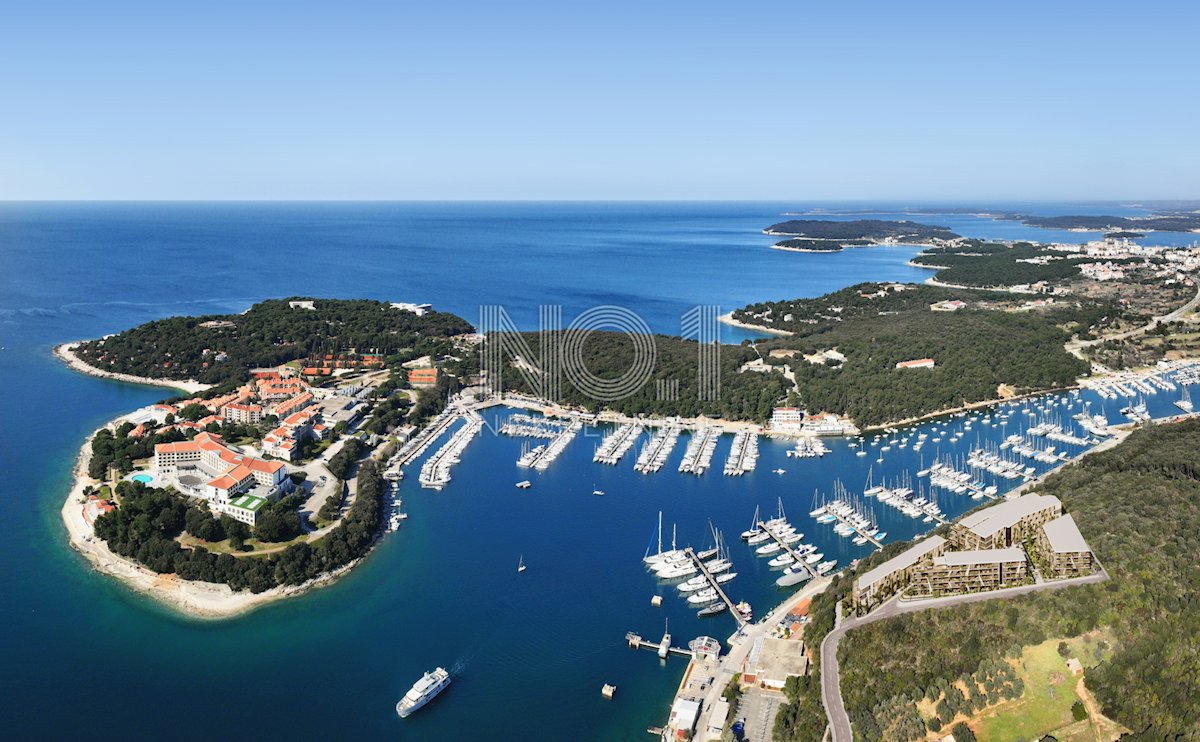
397,667,451,718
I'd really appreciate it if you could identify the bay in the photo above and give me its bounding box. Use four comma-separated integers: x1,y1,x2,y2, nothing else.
0,201,1189,740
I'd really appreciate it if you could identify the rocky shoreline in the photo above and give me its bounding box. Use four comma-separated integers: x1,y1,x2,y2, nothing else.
54,342,213,395
716,311,793,336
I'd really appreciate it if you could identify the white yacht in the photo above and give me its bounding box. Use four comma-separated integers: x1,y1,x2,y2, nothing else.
397,667,451,718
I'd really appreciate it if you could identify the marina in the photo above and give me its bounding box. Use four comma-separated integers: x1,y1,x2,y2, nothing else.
723,429,759,475
418,412,484,489
593,421,644,465
678,427,720,475
635,425,681,473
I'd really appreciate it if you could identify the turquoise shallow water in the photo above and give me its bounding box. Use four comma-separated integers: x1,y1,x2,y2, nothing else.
0,202,1189,740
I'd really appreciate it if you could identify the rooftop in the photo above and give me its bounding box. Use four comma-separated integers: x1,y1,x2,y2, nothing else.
857,535,947,590
959,493,1061,538
934,548,1026,567
1041,514,1091,553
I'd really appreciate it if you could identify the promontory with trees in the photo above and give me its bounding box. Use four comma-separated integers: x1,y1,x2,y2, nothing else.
73,297,474,386
732,283,1128,427
764,219,961,252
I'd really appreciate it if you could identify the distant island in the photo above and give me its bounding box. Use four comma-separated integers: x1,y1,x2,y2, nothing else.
764,220,960,253
1105,231,1145,239
771,238,873,253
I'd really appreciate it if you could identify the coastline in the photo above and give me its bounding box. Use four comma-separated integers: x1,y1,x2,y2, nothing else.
904,260,947,270
717,311,793,337
54,342,213,395
770,244,844,254
859,385,1078,432
61,415,363,618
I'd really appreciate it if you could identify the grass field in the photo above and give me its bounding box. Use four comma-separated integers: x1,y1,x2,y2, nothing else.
974,631,1117,742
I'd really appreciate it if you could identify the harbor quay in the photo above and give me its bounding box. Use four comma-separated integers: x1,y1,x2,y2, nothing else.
638,579,830,742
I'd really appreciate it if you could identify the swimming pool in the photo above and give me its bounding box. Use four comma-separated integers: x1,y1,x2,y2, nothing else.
132,474,153,484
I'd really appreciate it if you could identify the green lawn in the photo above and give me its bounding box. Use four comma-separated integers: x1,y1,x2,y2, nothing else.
975,633,1112,742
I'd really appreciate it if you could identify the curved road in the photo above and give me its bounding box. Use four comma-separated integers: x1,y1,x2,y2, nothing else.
821,569,1110,742
1071,281,1200,352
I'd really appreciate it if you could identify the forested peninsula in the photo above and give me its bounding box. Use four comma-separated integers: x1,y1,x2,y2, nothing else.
732,283,1127,426
764,219,960,242
74,298,474,386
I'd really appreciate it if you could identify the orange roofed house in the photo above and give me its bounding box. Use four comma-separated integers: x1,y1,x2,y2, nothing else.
153,432,290,524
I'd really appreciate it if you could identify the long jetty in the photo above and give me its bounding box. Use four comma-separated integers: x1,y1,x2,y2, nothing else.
684,547,748,628
819,510,884,550
390,410,461,468
759,522,822,578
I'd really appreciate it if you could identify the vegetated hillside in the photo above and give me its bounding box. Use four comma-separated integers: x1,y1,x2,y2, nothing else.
490,331,790,422
764,219,960,241
910,243,1089,287
74,298,474,385
736,284,1118,426
830,420,1200,742
777,310,1085,425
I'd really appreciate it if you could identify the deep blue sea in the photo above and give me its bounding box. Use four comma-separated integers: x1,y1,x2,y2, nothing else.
0,202,1192,741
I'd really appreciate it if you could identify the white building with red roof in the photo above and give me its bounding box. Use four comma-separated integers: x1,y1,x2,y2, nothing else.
154,432,289,523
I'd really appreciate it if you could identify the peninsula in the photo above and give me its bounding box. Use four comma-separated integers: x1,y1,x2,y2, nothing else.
763,219,960,252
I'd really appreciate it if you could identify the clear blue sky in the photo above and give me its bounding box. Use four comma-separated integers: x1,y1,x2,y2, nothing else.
2,0,1197,200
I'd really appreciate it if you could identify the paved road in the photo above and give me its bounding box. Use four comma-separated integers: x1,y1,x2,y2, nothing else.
1070,281,1200,351
820,569,1110,742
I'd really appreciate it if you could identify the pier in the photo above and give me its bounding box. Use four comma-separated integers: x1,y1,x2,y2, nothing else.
636,425,680,473
626,629,695,659
678,427,720,475
723,430,759,476
685,547,749,628
759,522,824,576
390,409,461,468
594,422,643,465
818,510,883,550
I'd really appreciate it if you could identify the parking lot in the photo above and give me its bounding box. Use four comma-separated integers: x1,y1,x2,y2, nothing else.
737,689,784,742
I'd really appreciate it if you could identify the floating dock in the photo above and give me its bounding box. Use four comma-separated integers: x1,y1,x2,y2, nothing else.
819,510,884,549
759,522,824,576
684,547,748,627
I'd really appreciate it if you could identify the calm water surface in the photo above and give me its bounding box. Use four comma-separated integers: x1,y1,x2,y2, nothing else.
0,202,1189,740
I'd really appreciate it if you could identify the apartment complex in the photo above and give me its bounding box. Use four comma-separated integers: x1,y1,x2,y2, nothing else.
223,402,264,425
850,493,1096,615
908,548,1028,598
851,535,948,613
949,494,1062,550
1036,514,1095,579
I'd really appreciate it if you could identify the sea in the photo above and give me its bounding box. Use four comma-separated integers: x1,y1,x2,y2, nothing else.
1,202,1195,741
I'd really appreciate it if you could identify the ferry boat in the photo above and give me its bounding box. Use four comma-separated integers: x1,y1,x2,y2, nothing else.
397,667,451,718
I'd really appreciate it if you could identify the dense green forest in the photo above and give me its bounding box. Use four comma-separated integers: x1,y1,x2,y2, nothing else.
908,243,1090,287
489,331,790,422
1105,232,1145,239
774,238,873,251
732,284,1118,426
764,219,959,242
828,420,1200,741
74,298,473,385
93,457,385,593
1012,214,1200,232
